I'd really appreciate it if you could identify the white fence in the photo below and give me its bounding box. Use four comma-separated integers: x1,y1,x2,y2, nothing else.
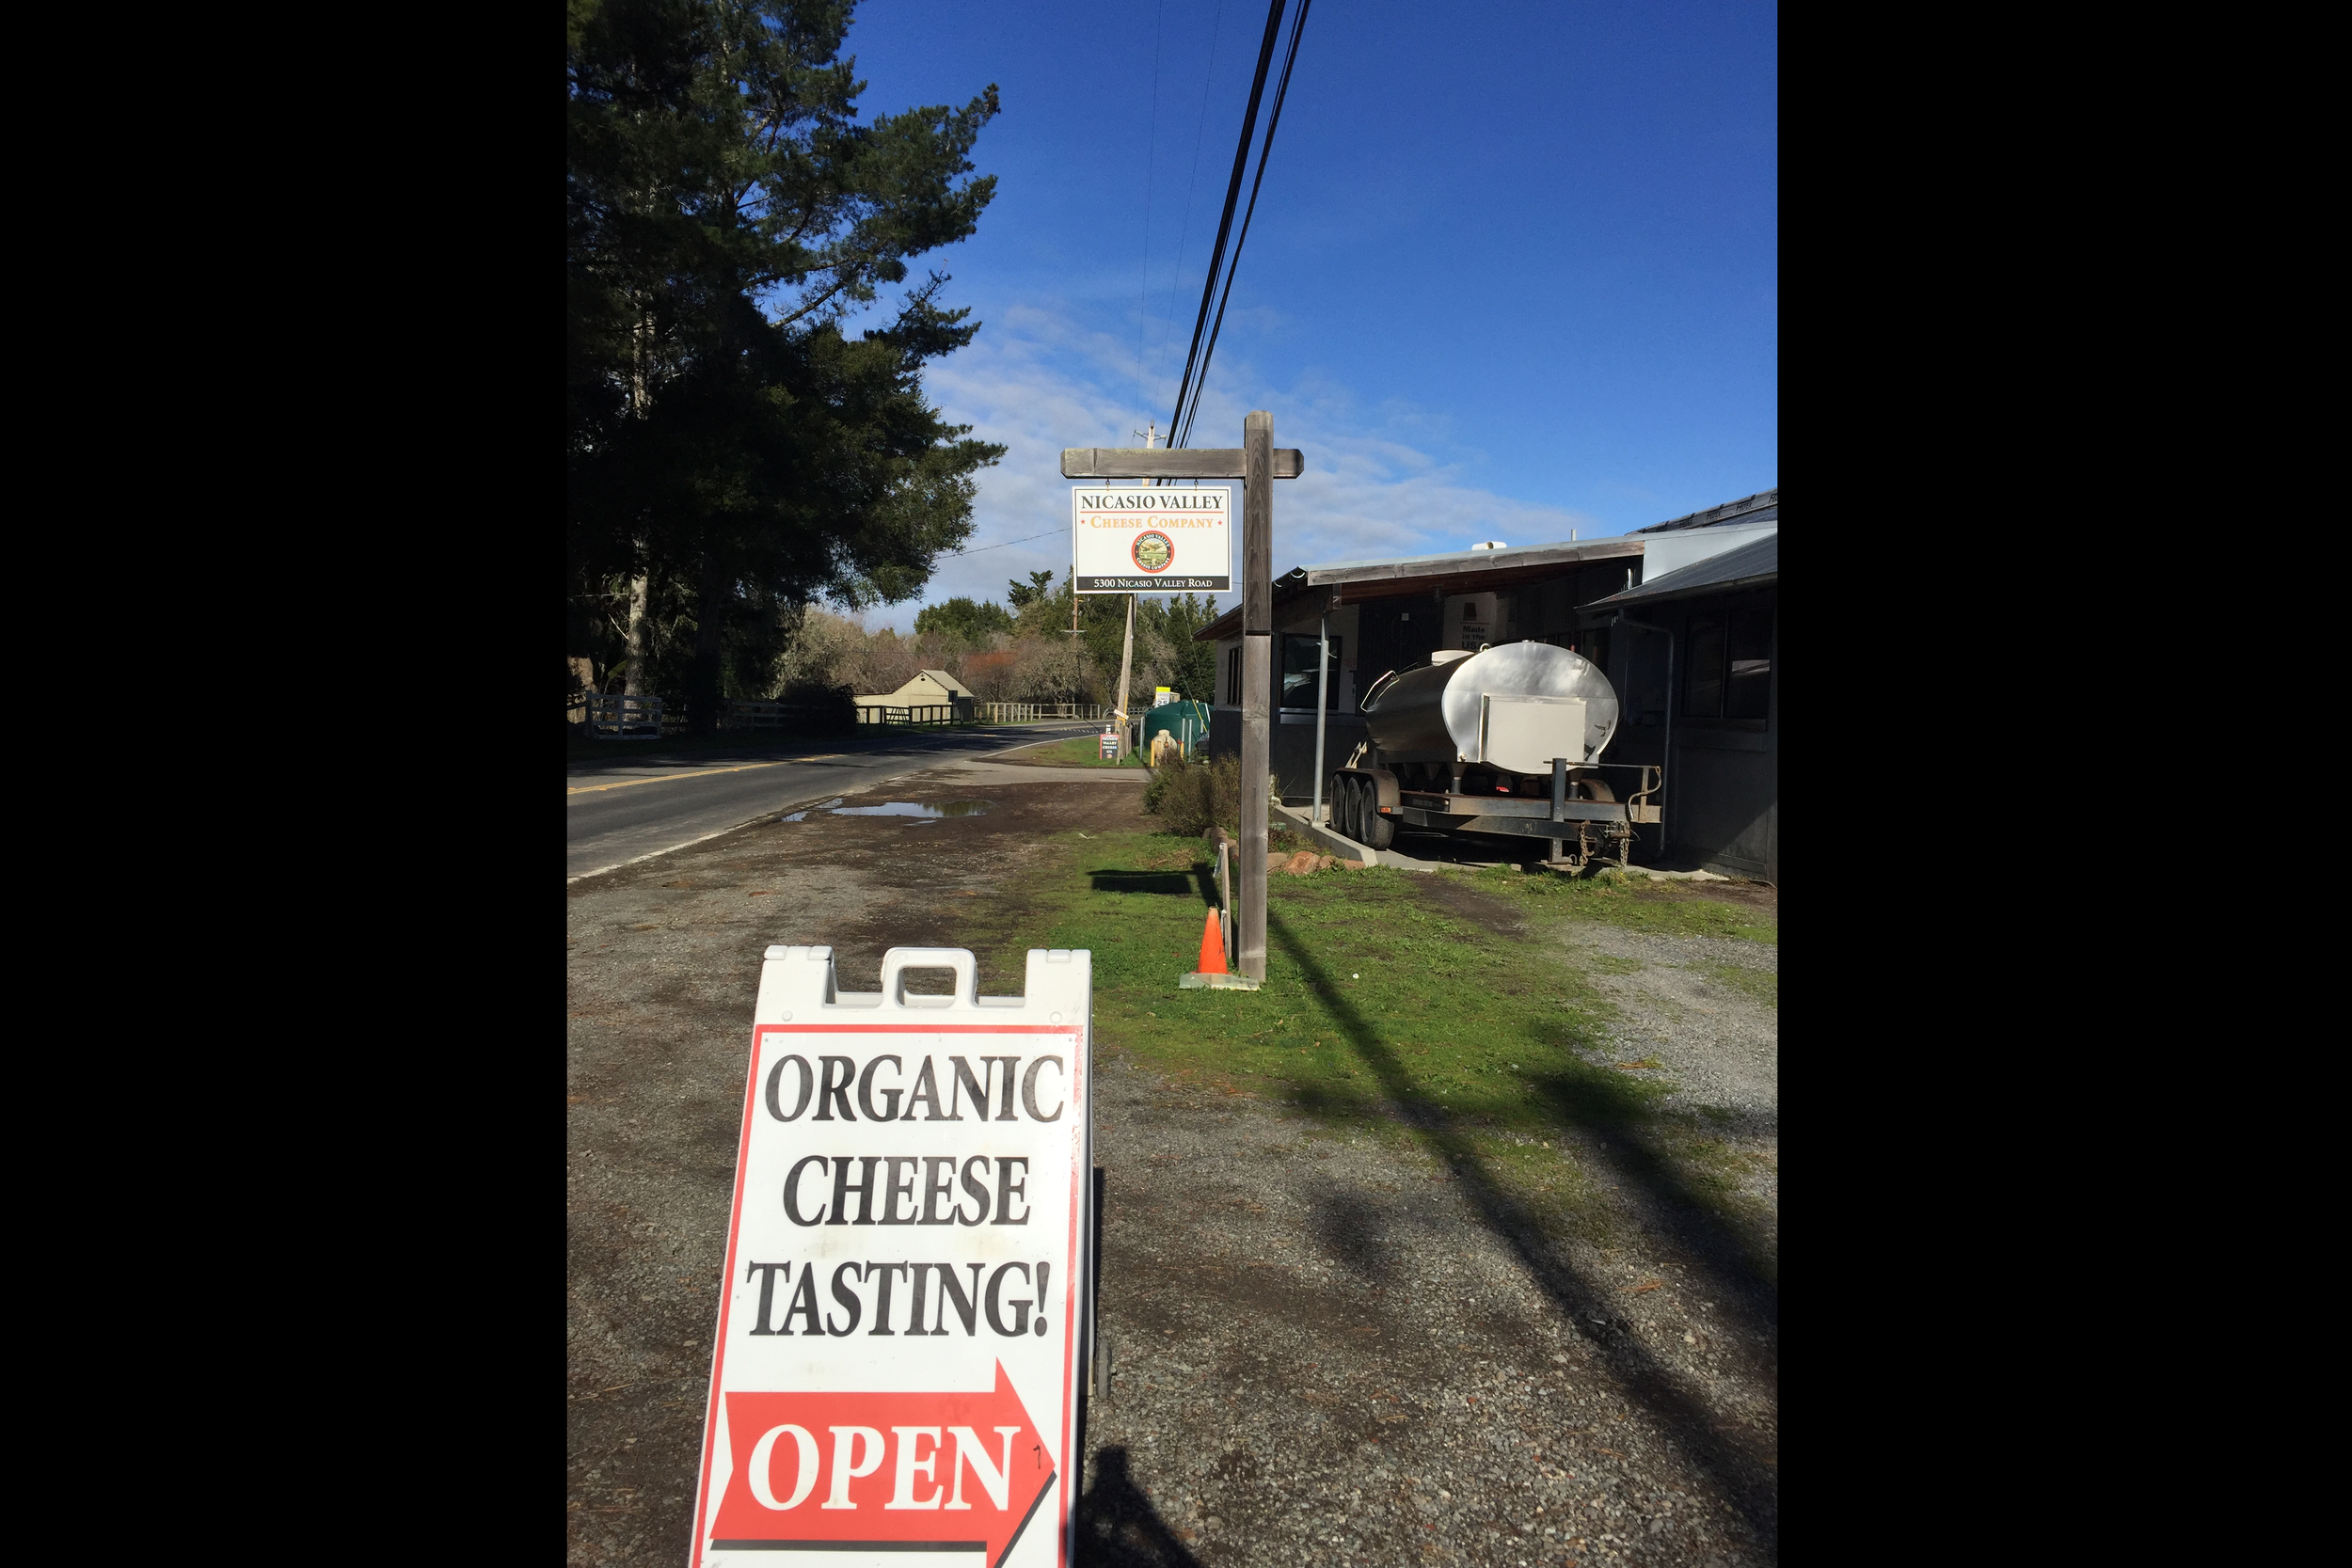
580,694,1107,736
586,694,665,738
855,704,965,728
978,703,1109,722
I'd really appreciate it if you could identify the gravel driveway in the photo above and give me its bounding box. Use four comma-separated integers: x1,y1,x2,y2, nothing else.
567,768,1778,1568
1074,1010,1779,1567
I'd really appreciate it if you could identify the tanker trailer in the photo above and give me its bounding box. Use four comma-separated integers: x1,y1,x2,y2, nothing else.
1328,642,1661,868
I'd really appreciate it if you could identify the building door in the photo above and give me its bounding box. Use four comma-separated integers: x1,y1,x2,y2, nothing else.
1353,598,1439,702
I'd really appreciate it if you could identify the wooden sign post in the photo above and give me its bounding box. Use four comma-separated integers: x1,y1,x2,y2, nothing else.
1063,417,1301,983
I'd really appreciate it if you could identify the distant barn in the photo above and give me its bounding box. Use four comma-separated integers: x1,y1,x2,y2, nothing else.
853,668,977,723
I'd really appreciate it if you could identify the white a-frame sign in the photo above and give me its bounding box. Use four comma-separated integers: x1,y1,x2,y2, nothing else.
690,945,1093,1568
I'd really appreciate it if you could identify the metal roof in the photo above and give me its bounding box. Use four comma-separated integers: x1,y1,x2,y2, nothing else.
1578,532,1777,610
1296,535,1642,584
1188,489,1778,641
1631,489,1778,533
1191,536,1650,640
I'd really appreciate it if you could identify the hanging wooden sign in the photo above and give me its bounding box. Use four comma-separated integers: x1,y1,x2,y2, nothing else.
1070,485,1231,593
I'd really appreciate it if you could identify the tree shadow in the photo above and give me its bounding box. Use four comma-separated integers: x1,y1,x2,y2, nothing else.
1073,1446,1204,1568
1088,871,1199,896
1309,1187,1398,1283
1267,907,1780,1553
1518,1020,1780,1303
1081,863,1222,911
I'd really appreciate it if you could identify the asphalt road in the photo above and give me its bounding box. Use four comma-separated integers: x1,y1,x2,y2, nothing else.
565,723,1101,879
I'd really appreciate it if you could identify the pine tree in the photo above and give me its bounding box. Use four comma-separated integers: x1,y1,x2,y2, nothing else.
567,0,1006,728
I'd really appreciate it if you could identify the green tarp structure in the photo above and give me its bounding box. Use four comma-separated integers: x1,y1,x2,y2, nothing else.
1141,699,1211,759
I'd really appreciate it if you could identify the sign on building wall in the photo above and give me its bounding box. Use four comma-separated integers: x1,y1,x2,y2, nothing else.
1071,485,1231,594
691,945,1093,1568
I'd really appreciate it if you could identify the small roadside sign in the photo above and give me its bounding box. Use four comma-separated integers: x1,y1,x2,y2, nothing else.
690,945,1093,1568
1098,730,1120,761
1071,485,1231,594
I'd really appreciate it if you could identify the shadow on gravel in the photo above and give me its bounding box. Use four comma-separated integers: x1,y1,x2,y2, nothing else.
1267,908,1781,1555
1076,1447,1205,1568
1311,1189,1400,1284
1521,1018,1781,1306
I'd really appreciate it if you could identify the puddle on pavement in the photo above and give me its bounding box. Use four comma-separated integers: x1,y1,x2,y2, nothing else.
784,799,993,823
781,798,846,822
833,800,993,820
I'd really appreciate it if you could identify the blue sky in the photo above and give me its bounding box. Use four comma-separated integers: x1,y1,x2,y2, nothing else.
832,0,1777,630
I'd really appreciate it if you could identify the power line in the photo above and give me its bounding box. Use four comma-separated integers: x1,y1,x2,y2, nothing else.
1177,0,1311,449
1135,0,1166,419
1153,0,1225,426
1165,0,1288,449
943,527,1063,558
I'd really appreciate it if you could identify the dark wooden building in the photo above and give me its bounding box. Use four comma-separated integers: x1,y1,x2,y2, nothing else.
1577,512,1777,882
1195,489,1777,880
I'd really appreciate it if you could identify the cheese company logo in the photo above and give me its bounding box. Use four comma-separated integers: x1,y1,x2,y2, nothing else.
1130,531,1174,573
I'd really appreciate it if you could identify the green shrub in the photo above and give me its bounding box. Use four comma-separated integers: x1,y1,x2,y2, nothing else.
1143,753,1243,837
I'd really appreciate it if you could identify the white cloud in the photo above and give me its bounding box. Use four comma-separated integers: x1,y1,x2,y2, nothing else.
868,303,1607,631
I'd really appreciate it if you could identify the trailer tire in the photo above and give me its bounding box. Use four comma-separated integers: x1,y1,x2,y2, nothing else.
1363,783,1395,849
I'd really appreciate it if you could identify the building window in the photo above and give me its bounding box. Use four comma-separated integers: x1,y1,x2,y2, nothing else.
1680,607,1772,725
1684,617,1726,719
1225,645,1241,706
1725,607,1772,721
1280,633,1342,708
1579,626,1611,677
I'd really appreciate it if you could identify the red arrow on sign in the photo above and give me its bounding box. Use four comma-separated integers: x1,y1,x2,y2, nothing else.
710,1361,1055,1565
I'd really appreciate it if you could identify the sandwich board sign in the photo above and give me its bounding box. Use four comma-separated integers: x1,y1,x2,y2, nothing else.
691,944,1093,1568
1070,485,1231,593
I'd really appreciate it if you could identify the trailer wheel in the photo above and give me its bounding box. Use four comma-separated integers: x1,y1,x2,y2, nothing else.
1342,774,1366,844
1362,782,1395,849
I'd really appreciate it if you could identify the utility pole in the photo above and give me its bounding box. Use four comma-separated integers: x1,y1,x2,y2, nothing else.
1239,410,1274,981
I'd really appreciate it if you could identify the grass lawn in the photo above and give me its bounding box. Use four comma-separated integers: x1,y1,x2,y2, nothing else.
1468,863,1780,945
993,735,1150,768
962,828,1777,1249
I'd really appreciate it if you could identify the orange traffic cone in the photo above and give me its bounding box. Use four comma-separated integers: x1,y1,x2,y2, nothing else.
1195,909,1229,975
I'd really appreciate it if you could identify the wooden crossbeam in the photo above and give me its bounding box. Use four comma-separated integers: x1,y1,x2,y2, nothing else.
1061,447,1304,479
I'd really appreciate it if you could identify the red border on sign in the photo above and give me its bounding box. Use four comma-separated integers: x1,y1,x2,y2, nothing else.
691,1021,1088,1568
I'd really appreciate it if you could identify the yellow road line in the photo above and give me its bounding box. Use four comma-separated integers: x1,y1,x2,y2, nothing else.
566,754,846,796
